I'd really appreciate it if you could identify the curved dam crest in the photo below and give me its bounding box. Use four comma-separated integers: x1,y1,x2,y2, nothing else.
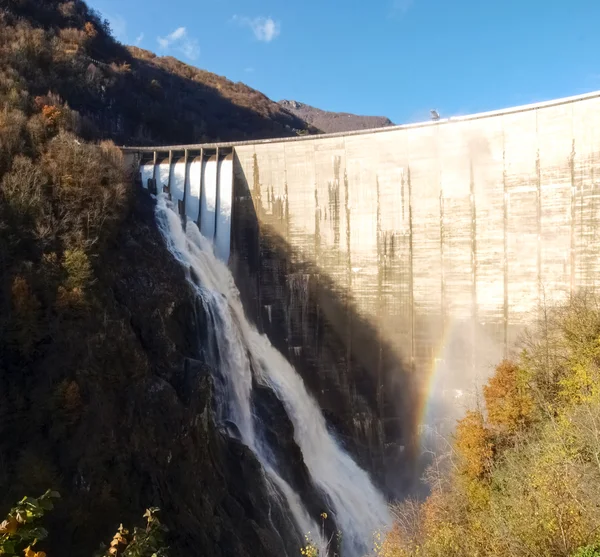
129,89,600,439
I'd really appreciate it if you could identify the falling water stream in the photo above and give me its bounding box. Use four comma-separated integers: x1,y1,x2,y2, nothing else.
155,194,391,556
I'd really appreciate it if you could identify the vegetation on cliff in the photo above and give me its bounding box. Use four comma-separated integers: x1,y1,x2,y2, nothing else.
0,490,168,557
378,295,600,557
0,1,318,556
2,0,316,147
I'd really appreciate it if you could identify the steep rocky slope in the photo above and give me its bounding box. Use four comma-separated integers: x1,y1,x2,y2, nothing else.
279,99,394,133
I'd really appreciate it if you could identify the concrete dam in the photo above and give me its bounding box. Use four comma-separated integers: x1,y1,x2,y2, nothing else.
127,89,600,439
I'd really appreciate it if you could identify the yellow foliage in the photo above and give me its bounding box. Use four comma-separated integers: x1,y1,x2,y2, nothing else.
382,296,600,556
63,248,92,290
558,357,600,406
454,410,494,480
299,539,318,557
24,547,46,557
0,516,18,534
373,526,412,557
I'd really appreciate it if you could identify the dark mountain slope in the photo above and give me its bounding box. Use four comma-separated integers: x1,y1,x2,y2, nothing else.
279,99,394,133
0,1,398,556
0,1,317,555
2,0,318,146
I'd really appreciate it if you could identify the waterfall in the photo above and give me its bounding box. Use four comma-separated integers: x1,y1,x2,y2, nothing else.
154,194,391,556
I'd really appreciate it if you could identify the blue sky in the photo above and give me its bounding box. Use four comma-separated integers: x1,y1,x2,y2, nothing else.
87,0,600,124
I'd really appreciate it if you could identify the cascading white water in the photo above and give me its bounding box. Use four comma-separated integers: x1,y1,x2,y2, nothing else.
155,194,391,556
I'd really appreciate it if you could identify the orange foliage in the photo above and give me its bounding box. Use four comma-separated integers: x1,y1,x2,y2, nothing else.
84,22,97,39
454,410,494,479
41,105,61,126
484,360,534,433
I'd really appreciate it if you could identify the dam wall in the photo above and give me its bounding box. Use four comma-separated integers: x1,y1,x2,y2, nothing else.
127,90,600,452
229,91,600,427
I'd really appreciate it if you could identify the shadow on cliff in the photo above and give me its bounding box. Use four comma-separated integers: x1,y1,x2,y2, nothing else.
229,153,425,500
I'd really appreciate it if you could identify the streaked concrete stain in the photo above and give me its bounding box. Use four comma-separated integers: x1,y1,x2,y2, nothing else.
231,92,600,413
125,91,600,431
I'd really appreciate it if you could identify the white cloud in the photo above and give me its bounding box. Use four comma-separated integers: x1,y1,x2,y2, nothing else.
157,27,200,61
233,15,281,43
135,33,144,46
157,27,185,49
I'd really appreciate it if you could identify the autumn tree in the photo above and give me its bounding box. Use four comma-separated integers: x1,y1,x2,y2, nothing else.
484,359,534,434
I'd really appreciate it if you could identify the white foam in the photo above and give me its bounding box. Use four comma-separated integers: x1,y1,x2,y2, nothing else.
215,156,233,262
200,157,217,242
140,163,154,189
155,195,391,556
186,158,201,222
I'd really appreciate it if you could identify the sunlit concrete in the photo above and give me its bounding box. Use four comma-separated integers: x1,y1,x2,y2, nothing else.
126,90,600,427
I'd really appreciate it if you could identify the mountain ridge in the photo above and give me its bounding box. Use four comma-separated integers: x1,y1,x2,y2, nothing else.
278,99,394,133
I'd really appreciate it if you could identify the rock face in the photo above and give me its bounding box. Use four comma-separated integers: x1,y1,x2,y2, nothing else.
279,100,394,133
90,192,336,557
0,190,314,556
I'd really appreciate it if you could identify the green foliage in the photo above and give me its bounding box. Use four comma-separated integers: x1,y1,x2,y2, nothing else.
0,489,59,557
0,491,169,557
573,544,600,557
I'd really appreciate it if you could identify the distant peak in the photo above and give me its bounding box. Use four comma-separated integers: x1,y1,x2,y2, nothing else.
277,99,394,134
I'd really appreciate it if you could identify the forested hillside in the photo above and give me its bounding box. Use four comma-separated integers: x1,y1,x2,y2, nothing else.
2,0,317,146
0,1,318,555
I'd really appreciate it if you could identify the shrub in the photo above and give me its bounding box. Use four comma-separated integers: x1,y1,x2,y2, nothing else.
63,248,92,290
0,492,169,557
573,545,600,557
95,508,169,557
382,296,600,557
0,490,60,557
